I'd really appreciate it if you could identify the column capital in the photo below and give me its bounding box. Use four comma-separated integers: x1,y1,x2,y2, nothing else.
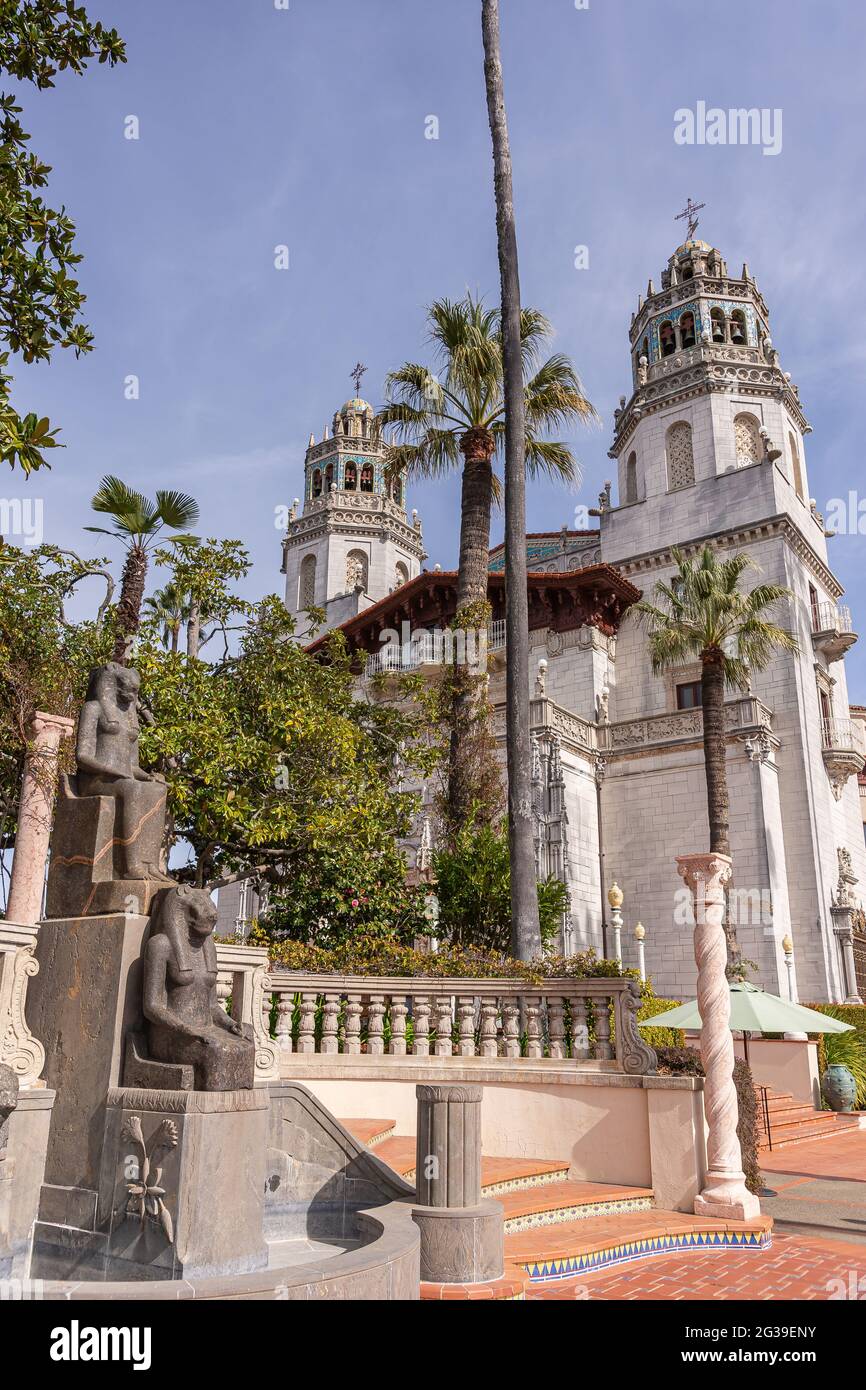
676,851,733,895
29,711,75,740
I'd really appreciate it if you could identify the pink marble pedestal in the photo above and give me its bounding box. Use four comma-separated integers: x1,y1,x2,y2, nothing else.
6,712,75,926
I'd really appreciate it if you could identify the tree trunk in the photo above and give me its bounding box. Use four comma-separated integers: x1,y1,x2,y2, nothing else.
112,544,148,664
170,622,179,655
446,427,497,834
701,648,739,963
187,601,201,659
482,0,540,961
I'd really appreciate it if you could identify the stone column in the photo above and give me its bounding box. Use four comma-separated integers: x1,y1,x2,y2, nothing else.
6,712,74,926
677,853,760,1222
412,1084,503,1283
831,906,864,1005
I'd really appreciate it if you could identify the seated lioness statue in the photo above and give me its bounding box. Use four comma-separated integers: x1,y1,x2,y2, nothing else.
138,885,255,1092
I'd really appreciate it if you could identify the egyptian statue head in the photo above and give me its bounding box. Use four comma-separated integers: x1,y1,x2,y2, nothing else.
150,884,219,982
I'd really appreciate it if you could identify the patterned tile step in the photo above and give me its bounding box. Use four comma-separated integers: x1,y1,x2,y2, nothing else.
421,1274,528,1301
371,1139,570,1193
505,1211,773,1283
339,1117,395,1148
499,1180,655,1233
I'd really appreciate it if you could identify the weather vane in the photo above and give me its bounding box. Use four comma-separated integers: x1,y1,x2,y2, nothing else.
675,198,706,240
351,361,367,397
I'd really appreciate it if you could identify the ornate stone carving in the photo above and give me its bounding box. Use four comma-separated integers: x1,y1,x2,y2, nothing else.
618,980,658,1075
0,924,45,1088
120,1114,178,1242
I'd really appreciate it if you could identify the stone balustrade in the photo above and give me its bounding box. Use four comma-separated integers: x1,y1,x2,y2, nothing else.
260,973,657,1075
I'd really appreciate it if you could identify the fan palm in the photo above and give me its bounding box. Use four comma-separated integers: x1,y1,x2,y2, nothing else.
143,582,190,654
377,294,597,614
86,476,199,663
635,546,799,962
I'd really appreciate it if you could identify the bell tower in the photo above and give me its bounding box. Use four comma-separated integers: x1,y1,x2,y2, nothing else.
602,224,824,568
281,382,426,639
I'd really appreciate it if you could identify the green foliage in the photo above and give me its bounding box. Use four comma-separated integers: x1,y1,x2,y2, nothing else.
432,819,568,953
0,4,126,472
153,537,251,655
808,1004,866,1107
258,931,625,982
637,990,685,1050
655,1045,762,1195
634,545,799,692
377,294,596,488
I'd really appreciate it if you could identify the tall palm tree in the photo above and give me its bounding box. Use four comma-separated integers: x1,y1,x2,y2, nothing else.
143,582,190,654
480,0,538,960
86,476,199,663
378,295,595,854
635,546,799,962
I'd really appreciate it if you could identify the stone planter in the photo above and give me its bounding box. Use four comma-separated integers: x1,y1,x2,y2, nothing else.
821,1063,858,1113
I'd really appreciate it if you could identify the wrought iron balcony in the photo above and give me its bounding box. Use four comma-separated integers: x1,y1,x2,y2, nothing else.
821,717,866,800
363,619,506,677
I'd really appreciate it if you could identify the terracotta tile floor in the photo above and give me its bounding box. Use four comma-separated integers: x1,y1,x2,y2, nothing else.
759,1128,866,1180
526,1232,866,1300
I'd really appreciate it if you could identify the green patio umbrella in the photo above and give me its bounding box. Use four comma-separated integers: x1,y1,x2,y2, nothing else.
641,980,853,1064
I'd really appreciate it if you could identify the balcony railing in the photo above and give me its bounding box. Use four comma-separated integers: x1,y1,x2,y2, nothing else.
363,619,506,677
261,973,657,1074
811,603,857,660
822,718,866,757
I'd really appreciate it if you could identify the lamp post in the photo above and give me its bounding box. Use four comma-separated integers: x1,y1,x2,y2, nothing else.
635,921,647,982
608,882,624,966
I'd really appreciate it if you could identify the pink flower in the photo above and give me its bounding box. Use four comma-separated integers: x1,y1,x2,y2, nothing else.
351,899,360,908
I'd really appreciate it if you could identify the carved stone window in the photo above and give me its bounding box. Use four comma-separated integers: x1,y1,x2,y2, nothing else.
734,413,762,467
300,554,316,609
624,451,638,504
789,431,805,501
666,421,695,489
346,549,368,591
395,561,409,589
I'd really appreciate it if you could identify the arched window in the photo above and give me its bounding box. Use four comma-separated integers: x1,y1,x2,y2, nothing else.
299,554,316,609
392,477,402,506
681,262,694,281
344,462,356,491
642,336,650,364
680,311,696,349
360,464,374,493
312,469,322,498
789,431,805,501
734,413,762,467
666,421,695,489
659,320,676,357
730,310,747,346
624,452,638,504
395,561,409,589
710,307,726,343
346,549,368,591
324,463,334,492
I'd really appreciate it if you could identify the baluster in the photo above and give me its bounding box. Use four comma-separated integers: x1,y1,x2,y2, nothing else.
480,999,499,1057
434,995,453,1056
502,999,521,1058
571,994,590,1060
594,994,614,1061
275,993,294,1053
548,996,567,1059
344,993,362,1054
217,974,231,1015
457,995,476,1056
412,995,431,1056
321,992,340,1054
261,987,273,1038
297,992,318,1053
389,995,408,1055
525,995,543,1058
367,994,386,1055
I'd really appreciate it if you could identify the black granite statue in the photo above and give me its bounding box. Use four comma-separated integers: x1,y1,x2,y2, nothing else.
45,662,172,917
140,885,255,1091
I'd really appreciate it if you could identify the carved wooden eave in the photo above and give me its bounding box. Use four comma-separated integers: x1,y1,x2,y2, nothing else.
306,564,642,663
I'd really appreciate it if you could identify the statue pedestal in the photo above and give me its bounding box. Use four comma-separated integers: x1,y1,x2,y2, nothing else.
45,778,169,920
34,1087,270,1281
0,1088,54,1280
27,912,152,1208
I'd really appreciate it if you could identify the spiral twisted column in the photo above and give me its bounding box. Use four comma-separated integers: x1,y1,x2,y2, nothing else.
6,712,75,926
677,852,760,1221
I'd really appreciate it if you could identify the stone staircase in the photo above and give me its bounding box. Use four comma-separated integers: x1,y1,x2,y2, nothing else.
341,1118,772,1301
757,1087,861,1152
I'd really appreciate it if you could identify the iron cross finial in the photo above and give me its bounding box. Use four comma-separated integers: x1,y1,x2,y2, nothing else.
675,198,706,240
351,361,367,397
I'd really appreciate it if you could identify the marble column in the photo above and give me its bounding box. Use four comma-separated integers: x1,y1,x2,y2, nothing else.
677,852,760,1222
6,712,74,926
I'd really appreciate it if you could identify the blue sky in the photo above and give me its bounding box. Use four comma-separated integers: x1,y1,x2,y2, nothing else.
8,0,866,690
